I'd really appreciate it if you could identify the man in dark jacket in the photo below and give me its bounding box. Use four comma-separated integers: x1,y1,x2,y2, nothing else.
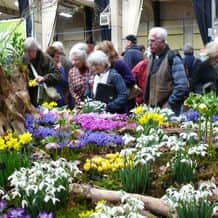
183,43,202,92
144,27,188,116
23,37,62,106
123,34,144,70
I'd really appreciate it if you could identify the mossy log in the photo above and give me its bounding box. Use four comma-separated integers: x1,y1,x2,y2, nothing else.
70,183,171,217
0,65,36,135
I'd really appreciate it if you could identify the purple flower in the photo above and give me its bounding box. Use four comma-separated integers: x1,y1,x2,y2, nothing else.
212,115,218,122
71,131,123,149
6,208,26,218
33,127,57,138
183,110,199,122
0,200,7,213
74,113,128,131
25,114,36,133
38,113,57,125
38,212,53,218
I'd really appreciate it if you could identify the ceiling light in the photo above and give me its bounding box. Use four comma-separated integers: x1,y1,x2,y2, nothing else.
59,12,72,18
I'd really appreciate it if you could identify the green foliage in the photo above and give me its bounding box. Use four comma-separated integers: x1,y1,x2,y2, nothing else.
0,32,24,75
0,150,31,187
119,164,151,194
170,152,196,184
176,199,215,218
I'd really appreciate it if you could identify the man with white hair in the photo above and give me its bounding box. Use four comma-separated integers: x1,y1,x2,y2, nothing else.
52,41,72,75
144,27,188,115
23,37,62,106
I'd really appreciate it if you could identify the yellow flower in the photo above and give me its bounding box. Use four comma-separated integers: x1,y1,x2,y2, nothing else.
0,137,5,150
28,79,38,87
138,112,164,127
79,210,95,218
198,103,208,113
83,162,91,171
133,105,144,115
19,132,32,145
42,101,58,110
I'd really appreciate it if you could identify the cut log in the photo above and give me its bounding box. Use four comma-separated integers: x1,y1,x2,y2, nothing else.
69,183,171,217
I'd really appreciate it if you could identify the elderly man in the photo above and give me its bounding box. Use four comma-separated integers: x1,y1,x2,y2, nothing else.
144,27,188,115
23,37,62,106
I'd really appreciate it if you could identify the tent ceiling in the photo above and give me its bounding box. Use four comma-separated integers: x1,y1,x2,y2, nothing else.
0,0,19,19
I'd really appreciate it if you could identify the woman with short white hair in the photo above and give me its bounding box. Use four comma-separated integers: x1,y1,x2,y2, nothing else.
68,48,92,106
88,50,128,113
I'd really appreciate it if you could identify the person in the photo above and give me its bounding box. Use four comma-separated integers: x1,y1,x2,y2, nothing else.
52,41,72,76
46,46,69,107
138,45,146,55
68,48,92,106
123,34,144,70
192,40,218,94
183,43,202,92
86,38,95,55
95,41,136,88
23,37,62,106
132,57,149,104
144,27,188,116
87,50,128,113
96,40,137,112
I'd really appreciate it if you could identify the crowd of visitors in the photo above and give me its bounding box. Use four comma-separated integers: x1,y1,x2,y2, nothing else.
23,26,218,116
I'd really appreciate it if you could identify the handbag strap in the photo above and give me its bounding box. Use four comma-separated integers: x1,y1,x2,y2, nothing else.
30,64,48,89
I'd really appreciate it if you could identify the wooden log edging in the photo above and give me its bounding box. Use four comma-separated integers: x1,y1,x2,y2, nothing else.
69,183,170,217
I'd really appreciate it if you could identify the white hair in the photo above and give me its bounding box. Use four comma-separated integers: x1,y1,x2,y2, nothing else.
69,48,87,62
24,37,40,50
205,40,218,58
183,43,194,54
87,50,110,67
149,27,168,42
52,41,64,53
72,42,88,52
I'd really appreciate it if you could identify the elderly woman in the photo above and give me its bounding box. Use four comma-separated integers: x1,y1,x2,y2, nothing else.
192,41,218,94
68,48,92,106
88,50,128,113
23,37,61,106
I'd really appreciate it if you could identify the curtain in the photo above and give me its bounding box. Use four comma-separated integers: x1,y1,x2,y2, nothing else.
152,1,160,27
122,0,143,36
84,6,93,41
18,0,32,37
192,0,212,45
41,0,58,50
94,0,111,40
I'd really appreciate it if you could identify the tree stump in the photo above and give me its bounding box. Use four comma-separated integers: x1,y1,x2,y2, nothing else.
0,65,36,135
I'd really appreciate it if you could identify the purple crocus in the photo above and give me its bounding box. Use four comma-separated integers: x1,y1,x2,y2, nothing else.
0,200,7,212
25,114,36,134
6,208,31,218
38,212,53,218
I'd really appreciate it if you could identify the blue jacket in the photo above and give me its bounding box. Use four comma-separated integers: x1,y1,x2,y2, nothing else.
123,45,144,70
106,69,129,113
168,55,189,114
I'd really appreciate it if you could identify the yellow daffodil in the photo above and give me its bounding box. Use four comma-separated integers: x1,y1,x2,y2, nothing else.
42,101,58,110
0,137,5,150
138,112,164,127
28,79,38,87
133,105,144,115
19,132,32,145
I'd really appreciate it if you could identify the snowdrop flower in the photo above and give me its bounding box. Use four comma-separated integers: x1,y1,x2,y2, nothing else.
188,143,208,156
122,134,135,145
120,148,136,157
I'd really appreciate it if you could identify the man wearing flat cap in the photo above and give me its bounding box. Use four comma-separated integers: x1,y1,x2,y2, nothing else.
123,34,144,70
